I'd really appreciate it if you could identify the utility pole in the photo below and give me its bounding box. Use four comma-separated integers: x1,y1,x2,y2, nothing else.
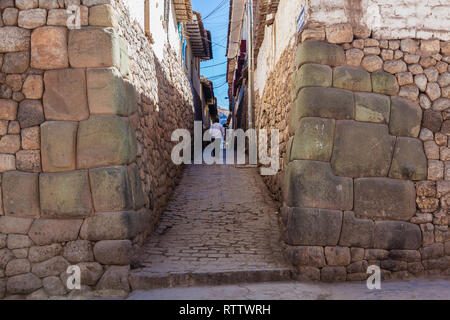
247,0,254,130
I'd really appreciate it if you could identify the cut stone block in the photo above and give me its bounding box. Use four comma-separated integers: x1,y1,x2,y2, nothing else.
294,87,354,121
282,207,342,246
295,41,345,68
128,163,147,210
41,121,78,172
6,273,42,295
372,71,399,95
0,154,16,172
333,66,372,92
18,99,44,128
283,160,353,210
119,37,129,77
93,240,132,265
80,211,139,241
3,171,40,218
285,246,325,268
77,115,135,169
0,216,33,235
325,23,353,44
28,219,83,246
355,92,391,124
40,171,93,218
86,67,127,116
89,4,118,29
16,150,41,173
339,212,374,248
43,69,89,121
324,246,351,266
18,8,47,29
68,27,120,68
390,97,422,138
89,166,133,212
331,121,395,178
291,117,335,162
0,99,18,120
124,79,137,115
374,221,422,250
32,256,70,278
0,27,30,53
354,178,416,220
292,64,332,99
31,27,69,70
389,137,427,181
63,240,94,264
2,52,29,73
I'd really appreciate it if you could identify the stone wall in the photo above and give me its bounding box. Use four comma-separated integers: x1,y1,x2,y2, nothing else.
255,23,450,281
0,0,193,298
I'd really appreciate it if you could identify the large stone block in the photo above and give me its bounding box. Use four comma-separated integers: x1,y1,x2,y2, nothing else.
282,207,343,246
2,52,29,73
0,99,18,120
0,216,33,235
333,66,372,92
339,212,374,248
80,211,139,241
372,71,399,95
119,37,130,77
28,244,62,263
293,87,354,121
6,273,42,295
290,117,335,162
86,67,127,116
32,256,70,278
283,160,353,210
128,163,147,210
40,171,93,218
18,99,44,128
96,265,130,292
374,221,422,250
331,121,395,178
31,27,69,70
295,41,345,68
0,27,30,53
285,246,325,268
354,92,390,124
389,137,427,181
77,115,135,168
93,240,132,265
63,240,94,264
18,9,47,29
89,4,118,29
41,121,78,172
28,219,83,245
389,97,422,138
124,79,137,115
68,27,120,68
3,171,39,218
89,166,133,211
43,69,89,121
354,178,416,220
325,246,351,266
292,64,332,99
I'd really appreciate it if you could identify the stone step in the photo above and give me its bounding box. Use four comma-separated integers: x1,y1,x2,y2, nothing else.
129,268,294,290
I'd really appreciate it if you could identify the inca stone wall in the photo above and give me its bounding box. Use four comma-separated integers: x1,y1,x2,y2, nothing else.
0,0,193,299
255,22,450,281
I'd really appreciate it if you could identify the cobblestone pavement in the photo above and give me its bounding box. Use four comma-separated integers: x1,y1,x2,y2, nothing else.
128,278,450,300
131,164,291,282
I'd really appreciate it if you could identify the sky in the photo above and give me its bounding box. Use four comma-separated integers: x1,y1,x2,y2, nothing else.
191,0,230,110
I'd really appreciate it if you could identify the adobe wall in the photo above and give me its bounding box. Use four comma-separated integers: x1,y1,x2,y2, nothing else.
0,0,193,299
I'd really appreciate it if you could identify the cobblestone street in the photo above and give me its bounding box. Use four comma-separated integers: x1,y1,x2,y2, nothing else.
129,164,293,290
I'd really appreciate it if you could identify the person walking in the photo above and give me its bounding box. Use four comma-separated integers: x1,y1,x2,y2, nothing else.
209,117,224,157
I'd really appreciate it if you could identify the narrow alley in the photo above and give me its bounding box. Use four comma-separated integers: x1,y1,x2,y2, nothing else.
129,164,293,290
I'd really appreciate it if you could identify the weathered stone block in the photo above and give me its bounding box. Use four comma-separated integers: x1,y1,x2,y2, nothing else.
339,212,374,248
77,115,135,168
282,207,342,247
7,234,32,249
389,97,422,138
293,87,354,121
80,211,139,241
3,171,39,218
354,178,416,221
124,79,137,115
86,67,127,116
389,137,427,181
283,160,353,210
0,99,18,120
128,163,146,210
422,110,443,133
325,23,353,44
93,240,132,265
21,126,40,150
6,273,42,295
372,71,399,95
68,27,120,68
2,52,29,73
89,166,132,211
119,37,129,77
374,221,422,250
18,99,44,128
16,150,41,173
295,41,345,68
290,117,335,162
43,276,67,296
31,27,69,70
331,121,395,178
32,256,70,278
0,134,20,154
28,219,83,245
40,171,93,218
358,98,394,131
285,246,325,268
0,216,33,234
77,262,103,286
321,266,347,282
63,240,94,264
333,66,372,92
28,244,62,263
361,55,383,72
41,121,78,172
96,265,130,292
43,69,89,121
0,27,30,53
292,64,332,98
89,4,118,29
5,259,31,276
16,0,38,10
18,9,47,29
0,154,16,172
325,247,351,266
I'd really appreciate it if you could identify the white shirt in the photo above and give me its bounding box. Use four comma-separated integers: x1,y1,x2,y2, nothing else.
209,123,224,140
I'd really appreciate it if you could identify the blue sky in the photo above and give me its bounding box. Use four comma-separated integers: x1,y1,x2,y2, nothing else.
191,0,230,110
